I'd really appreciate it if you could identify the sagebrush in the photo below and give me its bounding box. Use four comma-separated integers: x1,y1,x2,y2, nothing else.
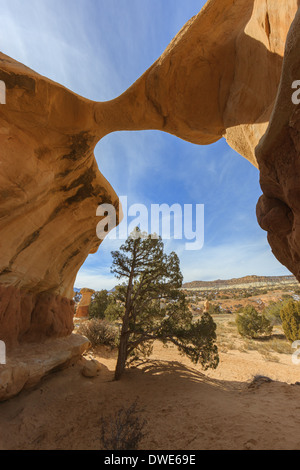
236,305,272,339
79,319,119,348
100,400,147,450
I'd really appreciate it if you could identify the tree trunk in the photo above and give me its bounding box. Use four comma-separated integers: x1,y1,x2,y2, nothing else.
114,273,135,380
114,239,138,380
114,329,129,380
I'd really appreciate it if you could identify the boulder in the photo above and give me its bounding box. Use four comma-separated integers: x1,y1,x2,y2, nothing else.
81,358,102,378
0,334,90,402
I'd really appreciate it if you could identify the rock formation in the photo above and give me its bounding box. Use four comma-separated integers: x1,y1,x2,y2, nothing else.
0,0,299,348
0,53,120,348
256,8,300,282
0,334,90,402
75,288,95,318
183,275,298,291
103,0,298,167
204,300,210,313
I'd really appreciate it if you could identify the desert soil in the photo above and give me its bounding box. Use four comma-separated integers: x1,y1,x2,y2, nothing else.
1,315,300,451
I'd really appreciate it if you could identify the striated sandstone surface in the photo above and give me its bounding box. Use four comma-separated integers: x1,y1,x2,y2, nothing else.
0,53,120,348
0,0,299,348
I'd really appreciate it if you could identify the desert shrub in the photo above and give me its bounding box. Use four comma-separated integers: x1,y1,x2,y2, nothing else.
248,375,273,389
235,304,243,311
263,301,283,326
100,400,147,450
282,294,293,301
208,303,222,315
79,319,119,348
280,300,300,342
263,338,292,355
242,292,252,298
235,305,273,338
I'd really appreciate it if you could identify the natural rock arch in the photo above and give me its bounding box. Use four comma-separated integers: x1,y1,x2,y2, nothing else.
0,0,299,348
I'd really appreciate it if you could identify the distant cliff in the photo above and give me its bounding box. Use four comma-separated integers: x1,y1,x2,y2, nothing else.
183,275,298,291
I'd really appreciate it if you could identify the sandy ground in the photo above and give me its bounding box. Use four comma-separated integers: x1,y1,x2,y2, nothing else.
1,337,300,450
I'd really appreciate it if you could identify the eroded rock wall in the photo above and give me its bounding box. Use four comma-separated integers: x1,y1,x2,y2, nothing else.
256,8,300,282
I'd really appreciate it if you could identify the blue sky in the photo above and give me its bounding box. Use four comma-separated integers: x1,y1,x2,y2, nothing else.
0,0,291,290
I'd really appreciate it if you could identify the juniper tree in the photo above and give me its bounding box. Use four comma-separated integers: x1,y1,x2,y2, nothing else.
89,290,109,319
111,228,219,380
280,300,300,342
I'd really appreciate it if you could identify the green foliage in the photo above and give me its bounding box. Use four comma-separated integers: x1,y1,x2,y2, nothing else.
164,312,219,370
282,294,293,300
263,301,283,326
89,287,126,321
127,341,154,366
235,305,273,339
104,301,124,322
242,292,252,298
89,290,110,319
79,319,119,348
111,228,219,379
280,300,300,342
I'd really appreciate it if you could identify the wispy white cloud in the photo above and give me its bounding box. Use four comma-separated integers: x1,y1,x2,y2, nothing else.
75,266,117,291
179,239,291,283
75,234,290,291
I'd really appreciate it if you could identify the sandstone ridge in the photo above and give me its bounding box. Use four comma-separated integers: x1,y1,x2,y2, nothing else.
183,275,298,291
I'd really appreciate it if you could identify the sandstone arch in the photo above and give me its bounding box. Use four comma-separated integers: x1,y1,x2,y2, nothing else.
0,0,299,348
